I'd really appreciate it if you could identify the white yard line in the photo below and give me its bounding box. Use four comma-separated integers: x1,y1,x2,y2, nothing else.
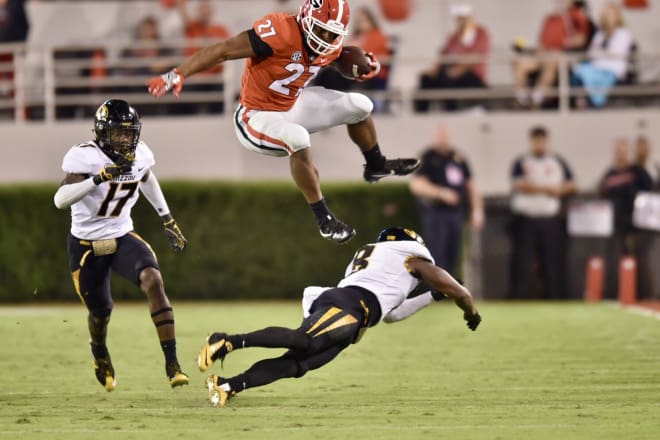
621,304,660,320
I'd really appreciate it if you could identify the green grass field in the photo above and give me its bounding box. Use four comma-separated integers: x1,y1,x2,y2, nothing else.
1,302,659,440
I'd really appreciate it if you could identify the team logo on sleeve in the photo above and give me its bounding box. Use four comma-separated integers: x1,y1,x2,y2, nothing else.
311,0,323,8
291,51,303,62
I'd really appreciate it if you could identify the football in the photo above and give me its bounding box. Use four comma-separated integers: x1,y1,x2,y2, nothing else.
334,46,373,79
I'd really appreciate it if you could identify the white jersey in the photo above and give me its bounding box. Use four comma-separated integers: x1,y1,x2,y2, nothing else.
337,241,435,321
61,140,155,240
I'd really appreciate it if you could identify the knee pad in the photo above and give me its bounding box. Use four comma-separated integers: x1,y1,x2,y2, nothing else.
281,123,311,154
346,92,373,123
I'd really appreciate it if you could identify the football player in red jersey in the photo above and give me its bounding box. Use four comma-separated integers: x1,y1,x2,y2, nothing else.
147,0,421,244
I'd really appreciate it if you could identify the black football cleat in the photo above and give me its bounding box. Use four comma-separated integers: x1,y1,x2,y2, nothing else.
92,353,116,392
198,332,233,372
318,214,356,244
166,360,190,388
363,158,422,183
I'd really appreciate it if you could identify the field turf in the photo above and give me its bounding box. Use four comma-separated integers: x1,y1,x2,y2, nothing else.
1,302,659,439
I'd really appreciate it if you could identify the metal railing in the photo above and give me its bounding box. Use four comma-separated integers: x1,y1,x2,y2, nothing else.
1,42,660,122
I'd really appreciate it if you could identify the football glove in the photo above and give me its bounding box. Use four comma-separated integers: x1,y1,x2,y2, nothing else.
93,163,131,185
163,218,187,252
146,68,184,97
430,289,447,301
464,312,482,331
356,52,381,81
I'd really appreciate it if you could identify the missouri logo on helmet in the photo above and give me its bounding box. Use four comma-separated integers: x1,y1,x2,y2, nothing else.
95,104,109,122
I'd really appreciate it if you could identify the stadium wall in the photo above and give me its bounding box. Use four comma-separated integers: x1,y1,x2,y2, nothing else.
3,110,659,195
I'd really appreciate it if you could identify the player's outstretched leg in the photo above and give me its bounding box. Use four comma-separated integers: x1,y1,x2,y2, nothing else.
198,326,311,372
201,307,361,406
347,117,421,183
88,311,116,392
289,149,356,244
139,267,189,388
206,344,347,407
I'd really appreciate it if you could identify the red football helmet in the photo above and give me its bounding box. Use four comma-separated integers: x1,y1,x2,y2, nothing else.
298,0,351,56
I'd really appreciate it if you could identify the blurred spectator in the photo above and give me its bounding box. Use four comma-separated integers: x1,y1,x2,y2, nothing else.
177,0,229,113
509,126,576,299
599,138,653,298
409,124,484,276
0,0,28,43
512,0,593,108
314,7,394,113
349,7,392,91
0,0,29,117
178,0,229,73
572,2,633,108
53,45,108,119
634,135,658,184
414,3,490,112
116,16,176,116
314,7,393,98
121,16,172,76
378,0,413,22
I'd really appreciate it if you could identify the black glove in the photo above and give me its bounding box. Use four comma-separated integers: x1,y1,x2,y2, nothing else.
430,289,446,301
93,163,131,185
163,218,187,252
464,312,481,331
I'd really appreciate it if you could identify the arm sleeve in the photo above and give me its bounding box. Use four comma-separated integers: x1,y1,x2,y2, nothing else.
414,151,432,177
511,157,524,178
608,29,633,57
53,178,96,209
637,167,653,190
247,28,274,57
571,9,591,39
474,27,490,54
384,292,435,323
557,155,574,180
462,158,472,179
139,171,171,217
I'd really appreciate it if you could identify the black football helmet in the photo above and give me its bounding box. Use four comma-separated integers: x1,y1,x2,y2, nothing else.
376,227,425,246
93,99,141,165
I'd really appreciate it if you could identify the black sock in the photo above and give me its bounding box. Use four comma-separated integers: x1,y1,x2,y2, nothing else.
160,339,177,364
310,198,332,225
90,342,109,359
228,327,309,351
227,334,245,350
228,357,301,393
228,374,247,393
362,144,386,170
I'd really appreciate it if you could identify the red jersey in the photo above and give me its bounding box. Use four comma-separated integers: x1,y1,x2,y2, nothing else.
539,8,591,51
240,13,341,112
441,25,490,82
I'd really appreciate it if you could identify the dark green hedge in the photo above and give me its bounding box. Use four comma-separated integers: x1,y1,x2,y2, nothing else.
0,181,419,302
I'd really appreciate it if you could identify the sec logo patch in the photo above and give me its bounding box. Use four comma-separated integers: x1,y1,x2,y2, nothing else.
291,51,303,62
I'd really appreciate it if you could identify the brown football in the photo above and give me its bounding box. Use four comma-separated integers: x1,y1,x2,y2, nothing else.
334,46,372,79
